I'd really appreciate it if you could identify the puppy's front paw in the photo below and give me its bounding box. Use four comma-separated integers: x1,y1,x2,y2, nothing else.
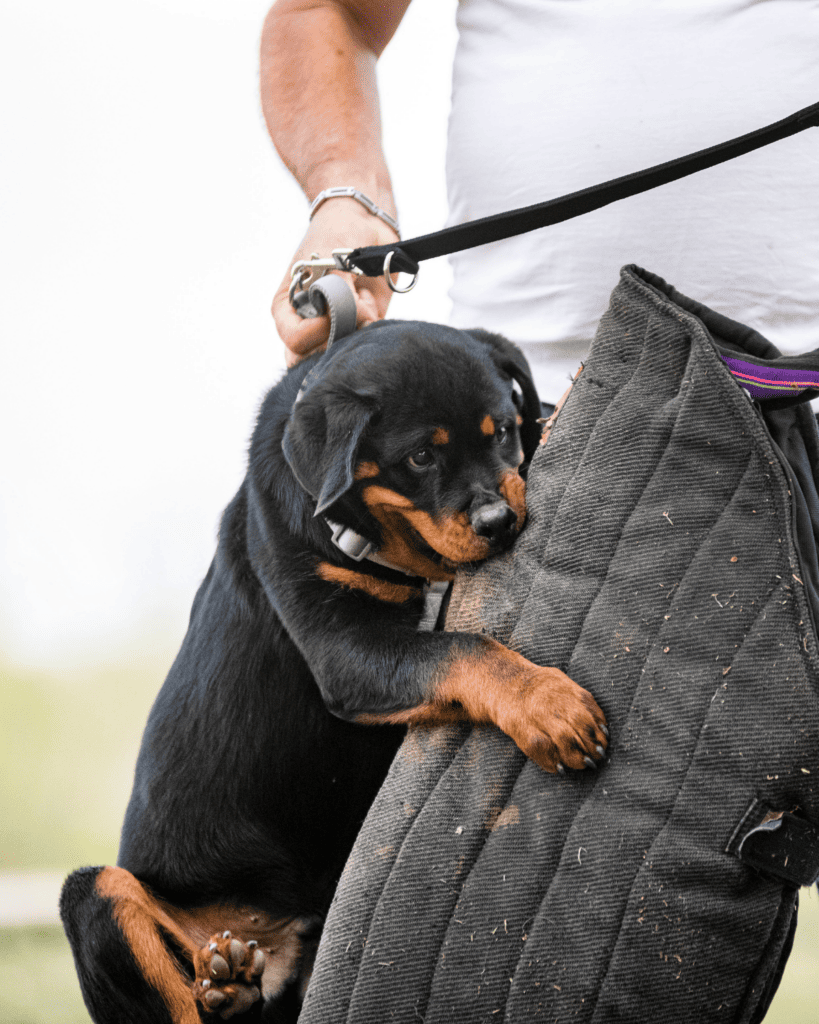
193,930,265,1018
505,667,608,774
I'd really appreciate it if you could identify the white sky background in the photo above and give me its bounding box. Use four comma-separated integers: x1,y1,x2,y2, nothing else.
1,0,457,667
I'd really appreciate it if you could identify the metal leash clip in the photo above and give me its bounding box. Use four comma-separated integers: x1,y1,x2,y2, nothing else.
289,248,361,309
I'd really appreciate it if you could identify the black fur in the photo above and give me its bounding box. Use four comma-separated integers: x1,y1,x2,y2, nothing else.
59,321,554,1023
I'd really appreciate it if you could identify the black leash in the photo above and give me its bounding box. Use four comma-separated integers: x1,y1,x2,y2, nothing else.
346,100,819,280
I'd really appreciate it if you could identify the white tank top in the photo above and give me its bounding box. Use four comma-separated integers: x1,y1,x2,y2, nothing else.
446,0,819,401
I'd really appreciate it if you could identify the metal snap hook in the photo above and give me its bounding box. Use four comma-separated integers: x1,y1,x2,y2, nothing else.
289,250,362,310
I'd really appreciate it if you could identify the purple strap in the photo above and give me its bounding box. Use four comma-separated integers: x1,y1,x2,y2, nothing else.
720,355,819,402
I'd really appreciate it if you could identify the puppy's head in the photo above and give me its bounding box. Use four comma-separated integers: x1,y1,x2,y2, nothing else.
282,321,541,579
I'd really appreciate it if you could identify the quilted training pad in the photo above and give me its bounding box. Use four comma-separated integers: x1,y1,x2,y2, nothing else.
299,266,819,1024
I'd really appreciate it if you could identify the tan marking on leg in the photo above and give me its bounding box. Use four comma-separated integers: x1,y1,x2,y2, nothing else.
317,561,418,603
359,640,608,774
96,867,201,1024
354,461,380,480
356,702,470,727
432,427,449,445
480,414,496,436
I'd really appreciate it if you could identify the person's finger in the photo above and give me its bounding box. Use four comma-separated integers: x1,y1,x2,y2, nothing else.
272,200,400,362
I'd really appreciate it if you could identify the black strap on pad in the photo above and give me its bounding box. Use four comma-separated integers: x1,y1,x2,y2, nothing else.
727,798,819,887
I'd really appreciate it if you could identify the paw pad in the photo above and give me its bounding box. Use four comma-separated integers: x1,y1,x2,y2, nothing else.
193,930,266,1018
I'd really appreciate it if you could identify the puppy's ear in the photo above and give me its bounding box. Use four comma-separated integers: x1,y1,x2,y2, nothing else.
466,329,542,460
282,391,376,515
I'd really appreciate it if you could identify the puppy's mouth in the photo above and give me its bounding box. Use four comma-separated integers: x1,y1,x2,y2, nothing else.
407,527,468,575
361,482,526,580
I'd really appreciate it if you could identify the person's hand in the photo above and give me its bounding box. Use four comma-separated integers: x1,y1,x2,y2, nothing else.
273,198,401,367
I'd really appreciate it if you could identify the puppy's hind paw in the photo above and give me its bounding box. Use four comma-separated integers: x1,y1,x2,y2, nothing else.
193,930,266,1018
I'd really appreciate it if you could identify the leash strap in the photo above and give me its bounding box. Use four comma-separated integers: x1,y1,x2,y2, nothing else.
290,275,359,408
346,100,819,278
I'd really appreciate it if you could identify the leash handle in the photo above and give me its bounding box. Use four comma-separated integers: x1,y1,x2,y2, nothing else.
291,273,358,346
346,100,819,279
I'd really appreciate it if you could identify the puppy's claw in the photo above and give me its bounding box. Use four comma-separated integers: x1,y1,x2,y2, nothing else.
583,756,597,770
600,724,609,739
596,745,606,757
556,763,566,775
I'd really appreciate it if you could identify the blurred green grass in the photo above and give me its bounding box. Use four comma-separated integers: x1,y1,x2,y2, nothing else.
1,647,174,1023
0,648,173,871
1,651,817,1022
1,926,92,1024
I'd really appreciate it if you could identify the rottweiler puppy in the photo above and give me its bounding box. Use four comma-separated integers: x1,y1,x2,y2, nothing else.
60,321,608,1023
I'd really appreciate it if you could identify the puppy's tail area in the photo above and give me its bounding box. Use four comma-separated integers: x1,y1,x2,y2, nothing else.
60,865,201,1024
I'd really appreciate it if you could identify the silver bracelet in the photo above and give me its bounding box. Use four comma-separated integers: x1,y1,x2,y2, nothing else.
308,187,400,238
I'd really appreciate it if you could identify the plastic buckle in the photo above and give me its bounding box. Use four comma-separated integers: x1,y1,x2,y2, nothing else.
418,581,451,632
727,798,819,887
327,519,376,562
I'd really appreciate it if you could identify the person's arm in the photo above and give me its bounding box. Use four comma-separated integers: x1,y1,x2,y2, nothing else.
260,0,412,365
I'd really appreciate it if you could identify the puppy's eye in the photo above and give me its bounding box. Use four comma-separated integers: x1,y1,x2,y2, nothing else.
407,448,434,470
496,425,509,445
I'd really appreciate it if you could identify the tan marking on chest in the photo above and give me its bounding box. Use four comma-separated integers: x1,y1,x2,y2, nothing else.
317,561,418,603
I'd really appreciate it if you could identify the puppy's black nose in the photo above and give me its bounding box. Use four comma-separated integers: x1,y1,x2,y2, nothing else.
470,501,518,547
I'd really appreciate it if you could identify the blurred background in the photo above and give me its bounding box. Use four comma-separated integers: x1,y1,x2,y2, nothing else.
1,1,816,1021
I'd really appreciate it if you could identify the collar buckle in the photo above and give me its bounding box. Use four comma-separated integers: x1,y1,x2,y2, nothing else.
326,518,377,562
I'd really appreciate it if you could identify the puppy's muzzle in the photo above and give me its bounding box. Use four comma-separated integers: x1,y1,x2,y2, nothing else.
470,501,519,551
